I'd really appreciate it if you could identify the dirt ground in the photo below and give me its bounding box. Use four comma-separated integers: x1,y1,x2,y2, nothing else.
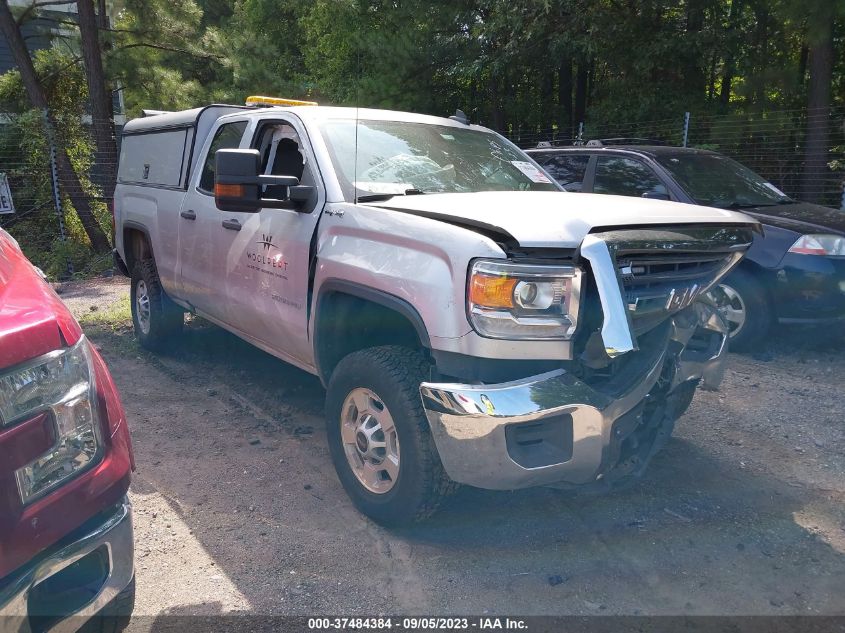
57,278,845,621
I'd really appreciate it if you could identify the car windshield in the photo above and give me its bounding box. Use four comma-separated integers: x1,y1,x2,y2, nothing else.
657,152,790,208
318,119,559,201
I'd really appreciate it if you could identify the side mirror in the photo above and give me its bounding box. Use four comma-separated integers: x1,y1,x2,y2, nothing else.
215,149,263,212
642,190,670,201
214,149,315,212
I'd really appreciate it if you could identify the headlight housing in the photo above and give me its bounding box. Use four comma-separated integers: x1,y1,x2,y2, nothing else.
787,234,845,257
0,338,102,504
468,259,582,339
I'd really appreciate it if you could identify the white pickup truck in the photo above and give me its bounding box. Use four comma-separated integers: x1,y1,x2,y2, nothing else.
113,98,757,524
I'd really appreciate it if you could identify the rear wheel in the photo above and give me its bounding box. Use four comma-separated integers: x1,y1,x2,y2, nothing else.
710,268,772,352
130,259,183,350
325,346,456,525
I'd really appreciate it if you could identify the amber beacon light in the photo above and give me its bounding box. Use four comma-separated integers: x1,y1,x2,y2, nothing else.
245,95,318,107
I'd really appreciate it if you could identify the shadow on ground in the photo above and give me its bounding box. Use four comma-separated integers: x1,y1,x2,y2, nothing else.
85,315,845,618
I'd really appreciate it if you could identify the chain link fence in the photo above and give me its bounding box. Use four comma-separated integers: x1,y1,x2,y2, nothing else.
503,106,845,210
0,113,116,278
0,105,843,280
0,114,59,259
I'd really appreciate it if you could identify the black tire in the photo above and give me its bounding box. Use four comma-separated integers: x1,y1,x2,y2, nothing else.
714,267,772,352
81,575,135,633
130,259,183,351
325,346,457,525
667,379,697,421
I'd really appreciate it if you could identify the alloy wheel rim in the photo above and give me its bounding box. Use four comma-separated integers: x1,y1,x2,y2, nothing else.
136,280,151,335
714,283,746,337
340,388,400,494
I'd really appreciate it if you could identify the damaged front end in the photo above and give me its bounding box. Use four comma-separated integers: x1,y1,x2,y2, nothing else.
419,225,751,491
582,299,730,492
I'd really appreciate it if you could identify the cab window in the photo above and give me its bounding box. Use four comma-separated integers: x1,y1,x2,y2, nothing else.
254,122,308,181
593,156,667,197
252,122,318,208
534,154,589,191
198,121,248,192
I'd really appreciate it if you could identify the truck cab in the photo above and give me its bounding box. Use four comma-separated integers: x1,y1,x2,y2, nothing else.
114,98,758,524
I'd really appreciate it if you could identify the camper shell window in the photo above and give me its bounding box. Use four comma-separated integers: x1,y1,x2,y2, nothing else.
118,127,193,188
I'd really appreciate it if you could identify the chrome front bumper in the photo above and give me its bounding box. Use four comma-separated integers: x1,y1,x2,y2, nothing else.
420,304,729,490
0,499,134,633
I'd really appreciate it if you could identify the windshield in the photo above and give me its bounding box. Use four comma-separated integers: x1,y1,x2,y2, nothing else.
318,119,560,201
657,152,790,208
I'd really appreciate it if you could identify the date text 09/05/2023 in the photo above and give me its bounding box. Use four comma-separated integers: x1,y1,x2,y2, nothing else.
307,617,529,630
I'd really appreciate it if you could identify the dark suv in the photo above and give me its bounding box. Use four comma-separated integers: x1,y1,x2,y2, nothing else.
527,144,845,350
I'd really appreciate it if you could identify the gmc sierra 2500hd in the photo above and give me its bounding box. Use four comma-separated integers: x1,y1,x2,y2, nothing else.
113,96,758,524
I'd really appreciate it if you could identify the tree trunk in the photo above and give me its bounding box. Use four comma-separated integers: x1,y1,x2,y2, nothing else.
801,4,834,203
540,70,554,136
557,59,573,138
707,51,718,102
684,0,707,103
719,64,734,110
752,4,769,111
488,74,505,131
0,0,111,254
96,0,107,29
574,61,588,128
719,0,743,111
797,43,809,100
77,0,117,201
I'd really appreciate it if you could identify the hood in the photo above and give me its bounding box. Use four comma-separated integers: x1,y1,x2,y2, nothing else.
0,229,82,368
743,201,845,236
368,191,757,248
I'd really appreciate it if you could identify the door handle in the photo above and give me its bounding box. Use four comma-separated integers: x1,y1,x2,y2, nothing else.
180,209,196,220
222,218,242,231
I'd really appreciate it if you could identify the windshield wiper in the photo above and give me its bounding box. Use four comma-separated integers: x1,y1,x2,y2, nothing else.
357,188,425,203
723,201,777,209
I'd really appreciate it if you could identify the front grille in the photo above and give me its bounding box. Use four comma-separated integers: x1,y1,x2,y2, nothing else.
618,250,738,333
590,225,754,335
619,253,730,288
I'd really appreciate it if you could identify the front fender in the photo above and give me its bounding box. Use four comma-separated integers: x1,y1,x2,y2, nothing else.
311,203,505,342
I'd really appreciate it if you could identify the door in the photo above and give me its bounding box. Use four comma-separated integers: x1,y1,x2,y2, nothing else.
177,119,249,318
216,116,325,365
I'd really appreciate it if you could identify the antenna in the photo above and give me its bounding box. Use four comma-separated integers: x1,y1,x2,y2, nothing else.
449,109,470,125
353,47,361,205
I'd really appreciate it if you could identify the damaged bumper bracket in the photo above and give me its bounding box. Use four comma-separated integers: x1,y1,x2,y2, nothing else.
420,303,730,491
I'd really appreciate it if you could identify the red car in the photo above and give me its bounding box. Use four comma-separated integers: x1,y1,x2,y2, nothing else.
0,228,135,631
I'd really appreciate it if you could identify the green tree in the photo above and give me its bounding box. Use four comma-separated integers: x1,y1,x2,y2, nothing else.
0,48,112,274
0,0,111,254
106,0,225,113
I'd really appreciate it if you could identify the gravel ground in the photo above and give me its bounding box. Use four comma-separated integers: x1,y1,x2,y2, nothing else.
58,278,845,621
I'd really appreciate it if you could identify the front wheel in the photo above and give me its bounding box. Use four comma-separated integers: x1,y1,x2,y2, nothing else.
710,268,772,352
325,346,456,525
